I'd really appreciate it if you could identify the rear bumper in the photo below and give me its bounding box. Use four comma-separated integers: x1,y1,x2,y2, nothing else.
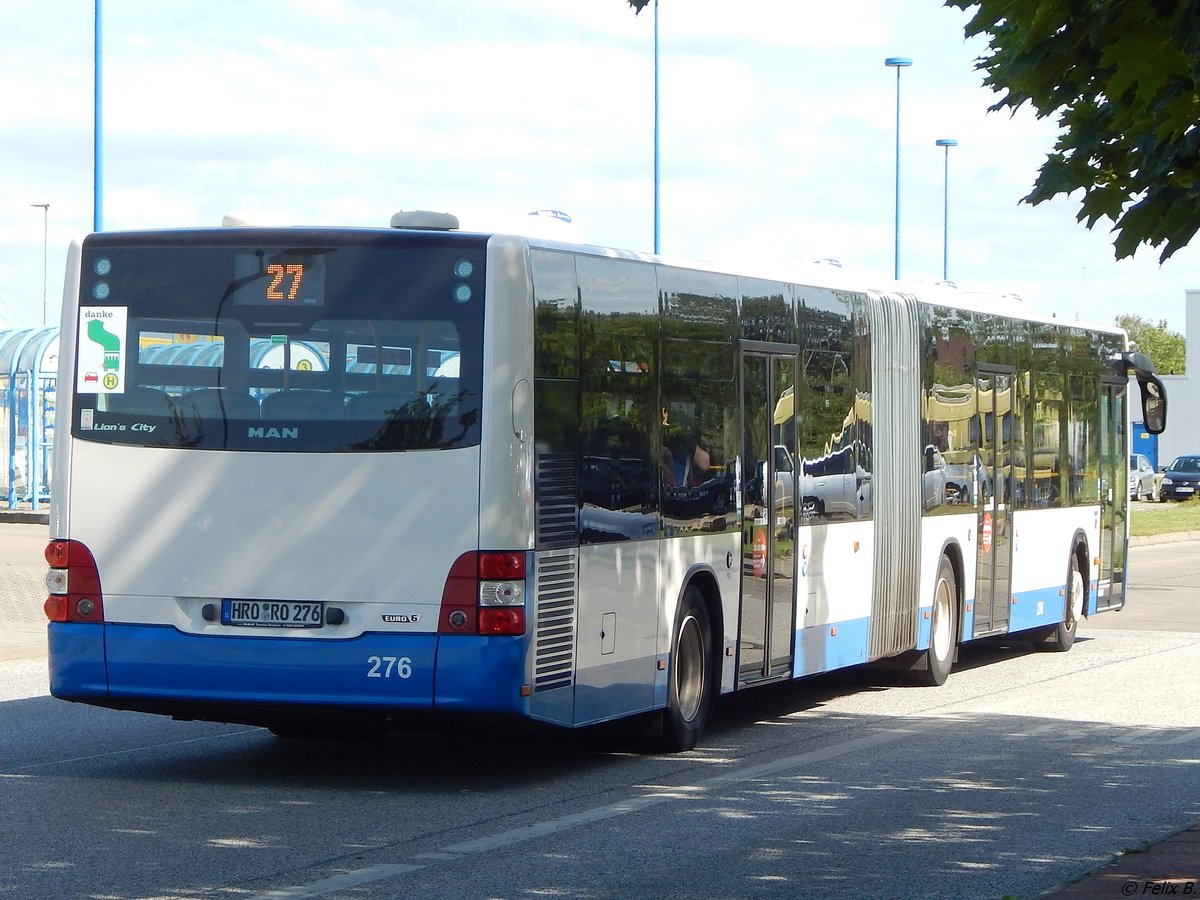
48,623,530,723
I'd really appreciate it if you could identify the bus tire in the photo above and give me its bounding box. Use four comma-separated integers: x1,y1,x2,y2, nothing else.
1038,553,1084,652
659,586,714,752
913,555,957,687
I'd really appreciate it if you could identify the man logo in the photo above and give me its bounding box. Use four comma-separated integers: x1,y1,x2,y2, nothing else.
247,427,299,439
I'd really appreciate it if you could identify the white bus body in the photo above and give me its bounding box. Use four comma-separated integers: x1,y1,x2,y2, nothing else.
44,220,1167,750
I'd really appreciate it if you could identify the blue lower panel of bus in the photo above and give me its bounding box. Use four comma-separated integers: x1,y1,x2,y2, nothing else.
1008,584,1070,632
431,634,528,713
48,624,528,717
47,626,109,699
960,601,976,640
793,617,870,679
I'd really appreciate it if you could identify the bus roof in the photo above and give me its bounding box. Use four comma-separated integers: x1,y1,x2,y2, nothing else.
83,214,1125,339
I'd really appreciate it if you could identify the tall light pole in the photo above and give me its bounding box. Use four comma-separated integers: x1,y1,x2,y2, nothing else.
653,0,660,254
884,57,912,280
94,0,103,232
30,204,49,325
935,138,958,281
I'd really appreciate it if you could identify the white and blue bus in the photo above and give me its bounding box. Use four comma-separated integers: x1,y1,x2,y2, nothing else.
45,212,1167,750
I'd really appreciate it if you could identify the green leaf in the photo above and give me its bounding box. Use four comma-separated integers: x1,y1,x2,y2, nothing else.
946,0,1200,261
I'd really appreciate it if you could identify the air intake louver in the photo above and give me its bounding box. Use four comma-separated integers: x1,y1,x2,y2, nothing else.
533,550,576,693
536,452,577,549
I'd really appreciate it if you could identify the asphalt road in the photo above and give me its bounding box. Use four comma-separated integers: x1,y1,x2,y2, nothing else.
1,525,1198,899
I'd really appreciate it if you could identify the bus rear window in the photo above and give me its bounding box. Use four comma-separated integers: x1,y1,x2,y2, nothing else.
71,231,485,452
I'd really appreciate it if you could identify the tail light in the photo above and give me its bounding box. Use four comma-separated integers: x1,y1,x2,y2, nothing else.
439,551,526,636
44,539,105,624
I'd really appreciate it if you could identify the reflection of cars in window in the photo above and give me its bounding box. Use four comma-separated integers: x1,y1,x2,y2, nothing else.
580,456,655,512
662,468,733,521
770,444,871,520
803,446,866,519
1159,454,1200,502
771,444,795,509
1128,453,1156,500
1026,449,1062,506
942,457,973,505
579,455,659,541
923,445,946,509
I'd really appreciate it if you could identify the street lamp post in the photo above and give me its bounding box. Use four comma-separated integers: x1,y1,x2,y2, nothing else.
30,203,49,325
935,138,958,282
653,0,660,254
884,57,912,280
94,0,103,232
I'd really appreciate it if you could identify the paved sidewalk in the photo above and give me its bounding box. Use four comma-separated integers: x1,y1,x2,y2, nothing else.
1042,819,1200,897
0,513,49,661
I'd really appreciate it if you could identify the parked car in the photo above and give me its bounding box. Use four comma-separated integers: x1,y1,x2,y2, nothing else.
1159,454,1200,502
1129,453,1157,500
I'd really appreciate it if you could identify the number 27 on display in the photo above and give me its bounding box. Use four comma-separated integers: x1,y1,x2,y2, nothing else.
265,263,304,301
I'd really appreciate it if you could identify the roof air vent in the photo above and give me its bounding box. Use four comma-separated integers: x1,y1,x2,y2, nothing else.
390,211,460,231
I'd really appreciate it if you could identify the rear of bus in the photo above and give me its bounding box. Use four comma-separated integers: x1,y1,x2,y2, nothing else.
45,224,539,733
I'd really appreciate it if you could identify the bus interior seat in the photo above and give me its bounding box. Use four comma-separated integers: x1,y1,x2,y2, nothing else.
260,389,345,420
345,391,414,420
101,386,175,417
177,388,260,420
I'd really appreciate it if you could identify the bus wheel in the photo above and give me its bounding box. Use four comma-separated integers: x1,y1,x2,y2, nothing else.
1039,554,1084,652
913,556,957,687
659,587,713,752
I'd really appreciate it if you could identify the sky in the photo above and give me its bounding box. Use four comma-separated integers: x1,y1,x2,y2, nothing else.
1,0,1197,337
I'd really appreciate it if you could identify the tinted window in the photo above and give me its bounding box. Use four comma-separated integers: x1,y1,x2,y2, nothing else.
659,266,738,533
922,304,976,510
577,256,659,542
797,288,871,521
73,231,486,452
739,278,795,344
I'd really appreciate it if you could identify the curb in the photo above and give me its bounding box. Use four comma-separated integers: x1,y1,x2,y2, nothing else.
1129,531,1200,546
0,511,48,525
1041,818,1200,897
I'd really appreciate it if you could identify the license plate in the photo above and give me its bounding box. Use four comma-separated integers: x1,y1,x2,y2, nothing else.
1179,487,1194,494
221,598,324,628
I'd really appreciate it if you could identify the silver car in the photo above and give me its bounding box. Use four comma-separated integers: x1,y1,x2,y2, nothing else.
1129,453,1157,500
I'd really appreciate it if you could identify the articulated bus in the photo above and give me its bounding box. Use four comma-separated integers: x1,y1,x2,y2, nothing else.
45,213,1168,751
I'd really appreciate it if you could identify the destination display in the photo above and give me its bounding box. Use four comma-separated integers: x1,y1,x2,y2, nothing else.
229,250,328,307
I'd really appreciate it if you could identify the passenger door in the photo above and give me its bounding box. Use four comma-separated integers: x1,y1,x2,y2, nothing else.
1096,381,1128,611
739,348,798,682
973,368,1014,636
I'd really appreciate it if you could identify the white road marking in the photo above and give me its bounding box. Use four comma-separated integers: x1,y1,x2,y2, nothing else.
251,864,425,899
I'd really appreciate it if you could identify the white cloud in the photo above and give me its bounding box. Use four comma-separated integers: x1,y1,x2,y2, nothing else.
0,0,1194,335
